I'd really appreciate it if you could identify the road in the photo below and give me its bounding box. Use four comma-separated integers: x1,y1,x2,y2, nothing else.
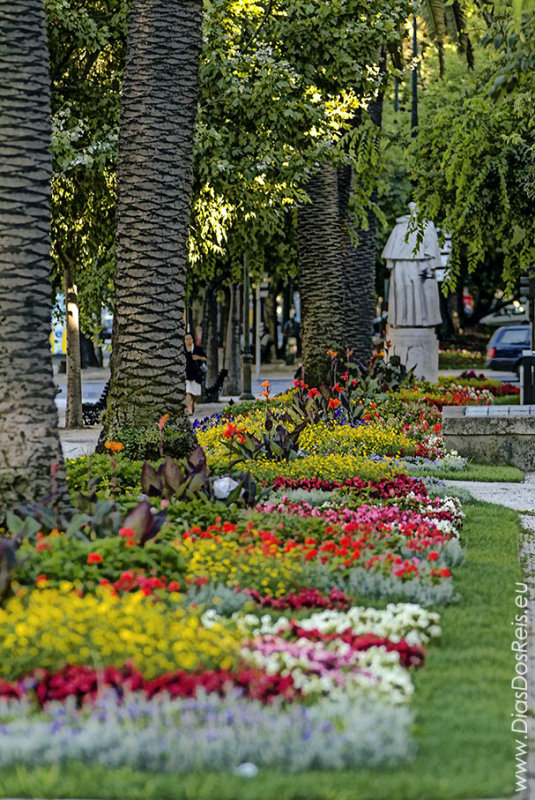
53,363,520,427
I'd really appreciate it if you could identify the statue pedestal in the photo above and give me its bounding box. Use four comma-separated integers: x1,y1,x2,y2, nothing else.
386,325,439,383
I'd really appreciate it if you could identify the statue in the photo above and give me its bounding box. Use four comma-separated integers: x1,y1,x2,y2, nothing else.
381,204,443,381
382,203,442,327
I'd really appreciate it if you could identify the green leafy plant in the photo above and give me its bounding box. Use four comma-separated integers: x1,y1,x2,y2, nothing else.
0,537,20,604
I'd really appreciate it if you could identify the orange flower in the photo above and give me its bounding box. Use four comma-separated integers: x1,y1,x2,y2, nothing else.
87,552,103,564
328,398,341,410
105,441,124,453
222,422,246,442
326,349,338,358
125,539,136,548
259,390,270,399
260,380,271,388
35,574,47,587
158,413,169,432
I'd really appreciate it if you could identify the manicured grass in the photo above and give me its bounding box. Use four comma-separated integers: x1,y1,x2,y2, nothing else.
438,355,486,370
492,394,521,405
0,502,522,800
408,462,524,482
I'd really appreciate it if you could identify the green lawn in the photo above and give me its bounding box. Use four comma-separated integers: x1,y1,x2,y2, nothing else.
0,503,522,800
408,463,524,482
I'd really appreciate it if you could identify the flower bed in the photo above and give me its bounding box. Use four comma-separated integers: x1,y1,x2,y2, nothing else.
1,377,476,776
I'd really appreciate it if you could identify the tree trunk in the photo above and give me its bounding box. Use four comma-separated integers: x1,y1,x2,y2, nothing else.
202,280,220,387
264,283,277,359
64,259,83,428
0,0,67,515
340,90,384,365
298,166,346,388
339,165,377,365
101,0,202,458
224,283,242,396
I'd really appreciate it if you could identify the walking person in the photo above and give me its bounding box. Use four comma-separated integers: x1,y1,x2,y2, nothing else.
184,332,207,415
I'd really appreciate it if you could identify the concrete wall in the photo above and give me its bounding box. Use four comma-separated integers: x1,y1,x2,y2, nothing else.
442,406,535,470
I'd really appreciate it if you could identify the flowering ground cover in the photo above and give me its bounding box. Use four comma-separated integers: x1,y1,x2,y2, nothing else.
0,502,521,800
0,376,523,798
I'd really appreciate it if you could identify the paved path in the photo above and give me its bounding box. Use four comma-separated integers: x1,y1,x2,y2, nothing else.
446,473,535,514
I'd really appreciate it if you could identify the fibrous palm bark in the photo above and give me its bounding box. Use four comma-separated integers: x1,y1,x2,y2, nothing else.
0,0,67,515
339,168,377,365
102,0,202,456
339,91,384,365
298,166,346,388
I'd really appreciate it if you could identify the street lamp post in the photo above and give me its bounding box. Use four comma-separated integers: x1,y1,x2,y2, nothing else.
240,254,254,400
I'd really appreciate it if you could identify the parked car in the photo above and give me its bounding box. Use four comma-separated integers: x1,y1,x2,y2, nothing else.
486,324,532,372
480,301,529,327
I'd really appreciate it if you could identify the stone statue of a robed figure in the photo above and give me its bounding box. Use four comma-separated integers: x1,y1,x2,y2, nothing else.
382,204,443,382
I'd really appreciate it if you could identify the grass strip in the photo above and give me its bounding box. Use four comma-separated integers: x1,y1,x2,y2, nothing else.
408,463,524,482
491,395,520,406
0,502,521,800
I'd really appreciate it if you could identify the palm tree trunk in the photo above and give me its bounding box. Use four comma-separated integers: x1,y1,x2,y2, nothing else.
339,163,378,365
101,0,202,457
340,88,385,364
0,0,67,515
298,165,346,388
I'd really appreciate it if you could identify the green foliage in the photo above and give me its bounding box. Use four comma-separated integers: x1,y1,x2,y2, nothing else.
411,27,535,287
46,0,413,301
107,428,197,461
67,454,143,497
191,0,410,282
16,535,186,590
46,0,128,329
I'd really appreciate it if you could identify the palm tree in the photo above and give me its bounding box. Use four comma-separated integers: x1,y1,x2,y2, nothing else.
298,166,347,388
0,0,67,516
101,0,203,456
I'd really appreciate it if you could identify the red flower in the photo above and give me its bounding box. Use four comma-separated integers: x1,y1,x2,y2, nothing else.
36,542,52,552
328,398,341,410
439,568,451,578
332,382,344,393
222,422,246,442
307,388,320,399
428,551,440,561
35,574,47,586
87,553,103,565
222,521,237,533
119,526,136,539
